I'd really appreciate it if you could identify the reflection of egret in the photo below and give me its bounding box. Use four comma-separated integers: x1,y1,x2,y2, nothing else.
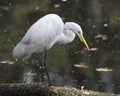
12,14,90,85
23,68,36,83
96,68,113,92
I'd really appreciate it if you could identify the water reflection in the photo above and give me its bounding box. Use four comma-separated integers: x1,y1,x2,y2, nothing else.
22,67,36,83
100,71,113,93
49,71,76,86
0,0,120,94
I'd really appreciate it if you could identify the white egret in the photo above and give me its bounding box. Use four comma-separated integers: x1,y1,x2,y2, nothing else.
12,14,90,85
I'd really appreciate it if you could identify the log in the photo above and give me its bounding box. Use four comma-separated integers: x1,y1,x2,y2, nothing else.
0,83,118,96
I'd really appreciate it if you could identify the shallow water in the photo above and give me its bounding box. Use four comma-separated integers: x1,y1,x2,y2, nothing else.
0,0,120,93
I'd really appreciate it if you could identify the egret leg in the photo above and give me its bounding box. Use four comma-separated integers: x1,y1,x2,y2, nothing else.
40,50,51,85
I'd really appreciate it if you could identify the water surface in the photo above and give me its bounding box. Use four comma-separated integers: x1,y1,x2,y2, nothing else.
0,0,120,93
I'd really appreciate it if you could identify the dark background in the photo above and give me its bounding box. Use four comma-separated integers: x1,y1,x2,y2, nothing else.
0,0,120,93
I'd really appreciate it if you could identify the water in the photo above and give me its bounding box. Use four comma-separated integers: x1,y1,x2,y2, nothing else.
0,0,120,93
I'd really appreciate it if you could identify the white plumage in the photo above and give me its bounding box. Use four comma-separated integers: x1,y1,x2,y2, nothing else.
13,14,89,59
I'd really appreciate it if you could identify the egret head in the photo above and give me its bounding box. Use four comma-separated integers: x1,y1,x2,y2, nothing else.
65,22,90,50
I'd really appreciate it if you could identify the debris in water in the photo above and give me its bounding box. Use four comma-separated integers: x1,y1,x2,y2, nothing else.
96,68,113,72
7,61,15,64
94,34,108,40
103,23,108,27
74,63,88,68
62,0,67,2
0,60,15,65
90,48,98,51
35,6,39,10
53,4,60,8
84,47,98,51
15,59,18,61
0,61,7,64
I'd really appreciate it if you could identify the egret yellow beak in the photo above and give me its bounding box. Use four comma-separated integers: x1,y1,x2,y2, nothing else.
79,34,90,51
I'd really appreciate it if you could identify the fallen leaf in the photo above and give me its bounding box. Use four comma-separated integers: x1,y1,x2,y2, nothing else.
102,35,108,40
96,68,113,72
90,48,98,51
0,60,15,64
84,47,98,51
0,61,7,64
53,4,60,8
7,61,15,64
94,34,108,40
74,63,88,68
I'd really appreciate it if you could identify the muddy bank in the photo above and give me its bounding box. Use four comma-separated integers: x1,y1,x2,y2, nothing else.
0,83,119,96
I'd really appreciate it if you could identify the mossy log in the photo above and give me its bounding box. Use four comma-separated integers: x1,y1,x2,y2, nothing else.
0,83,118,96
